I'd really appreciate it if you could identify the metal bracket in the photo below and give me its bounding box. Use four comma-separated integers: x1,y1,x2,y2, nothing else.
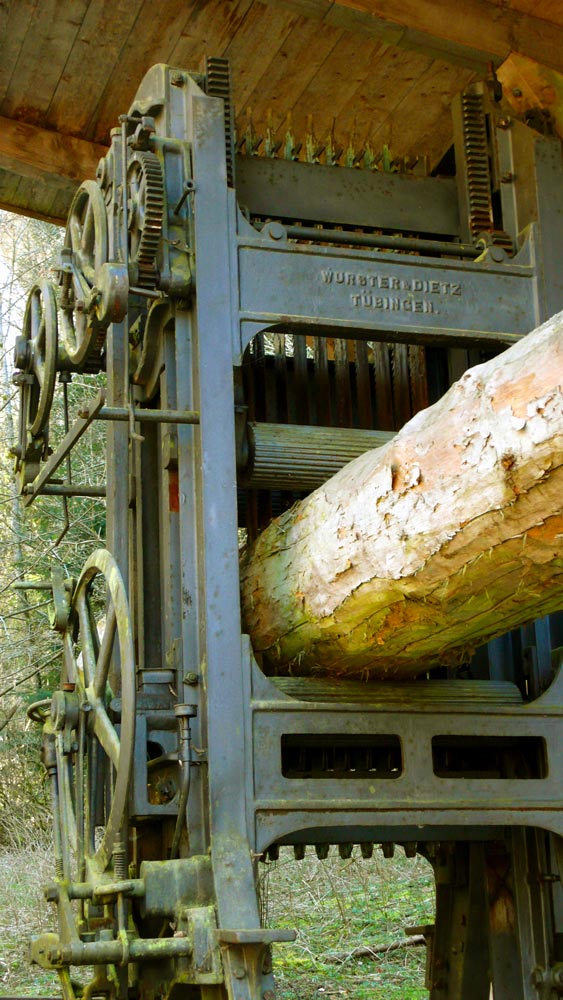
217,929,296,1000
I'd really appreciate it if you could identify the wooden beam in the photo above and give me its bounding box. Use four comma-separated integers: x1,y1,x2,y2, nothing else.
499,53,563,138
0,115,106,189
262,0,563,73
0,198,67,226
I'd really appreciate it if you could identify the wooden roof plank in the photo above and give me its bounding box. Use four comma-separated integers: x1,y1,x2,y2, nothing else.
169,0,255,71
0,0,40,105
321,45,434,155
368,59,476,163
225,1,302,111
0,0,90,122
491,0,563,23
240,16,344,134
281,32,388,141
0,168,67,224
86,0,196,142
45,0,145,137
323,0,563,73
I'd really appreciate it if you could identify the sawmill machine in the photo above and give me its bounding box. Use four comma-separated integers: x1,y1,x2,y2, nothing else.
11,59,563,999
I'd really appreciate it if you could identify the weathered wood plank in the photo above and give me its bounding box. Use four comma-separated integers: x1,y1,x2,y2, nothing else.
0,168,66,224
369,59,475,163
241,15,343,135
323,0,563,72
0,115,105,186
225,1,300,112
169,0,254,70
260,0,563,72
0,0,39,106
330,45,432,155
45,0,144,137
86,0,195,142
1,0,89,122
287,32,388,142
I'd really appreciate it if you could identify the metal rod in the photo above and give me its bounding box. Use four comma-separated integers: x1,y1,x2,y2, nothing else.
23,484,107,498
56,934,193,966
23,390,106,507
282,225,482,258
129,285,162,299
93,406,200,425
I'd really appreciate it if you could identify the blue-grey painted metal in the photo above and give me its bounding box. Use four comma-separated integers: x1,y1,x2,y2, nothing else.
15,64,563,1000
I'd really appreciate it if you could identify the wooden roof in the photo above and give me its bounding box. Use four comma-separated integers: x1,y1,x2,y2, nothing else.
1,0,563,224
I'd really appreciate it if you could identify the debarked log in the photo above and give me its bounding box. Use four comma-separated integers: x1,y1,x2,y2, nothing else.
240,311,563,680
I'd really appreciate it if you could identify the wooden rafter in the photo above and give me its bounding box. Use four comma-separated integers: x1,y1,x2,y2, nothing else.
0,115,106,189
264,0,563,73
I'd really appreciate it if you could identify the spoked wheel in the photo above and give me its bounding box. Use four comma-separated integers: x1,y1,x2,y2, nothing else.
13,281,59,486
52,549,136,879
60,180,109,372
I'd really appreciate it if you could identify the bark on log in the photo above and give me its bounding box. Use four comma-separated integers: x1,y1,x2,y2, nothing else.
240,312,563,680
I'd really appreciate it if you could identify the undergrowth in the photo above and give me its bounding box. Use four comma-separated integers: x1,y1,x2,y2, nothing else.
0,835,57,995
265,846,434,999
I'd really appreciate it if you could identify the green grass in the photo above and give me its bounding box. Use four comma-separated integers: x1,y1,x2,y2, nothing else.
264,846,434,999
0,841,60,996
0,842,434,997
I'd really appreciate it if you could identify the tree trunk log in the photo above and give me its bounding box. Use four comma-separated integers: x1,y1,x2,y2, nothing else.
240,313,563,680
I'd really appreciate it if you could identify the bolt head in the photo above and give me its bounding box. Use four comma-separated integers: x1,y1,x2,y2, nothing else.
531,966,545,987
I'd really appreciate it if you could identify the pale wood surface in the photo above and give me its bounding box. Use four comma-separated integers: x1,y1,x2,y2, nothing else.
241,313,563,679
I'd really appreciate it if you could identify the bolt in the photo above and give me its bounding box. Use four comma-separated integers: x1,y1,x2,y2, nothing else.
531,966,545,988
267,222,286,241
184,671,198,686
232,966,246,979
171,71,184,87
500,172,514,184
497,116,512,129
512,87,523,97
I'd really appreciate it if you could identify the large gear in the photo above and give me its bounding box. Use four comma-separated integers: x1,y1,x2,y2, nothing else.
12,281,59,488
127,150,165,288
45,548,136,879
59,180,109,372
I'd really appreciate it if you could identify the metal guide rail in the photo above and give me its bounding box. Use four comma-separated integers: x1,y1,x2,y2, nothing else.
10,58,563,1000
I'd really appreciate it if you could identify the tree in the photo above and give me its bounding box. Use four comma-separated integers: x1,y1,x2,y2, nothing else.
0,211,106,843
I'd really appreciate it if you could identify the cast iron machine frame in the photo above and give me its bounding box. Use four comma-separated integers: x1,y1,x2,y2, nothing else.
13,60,563,1000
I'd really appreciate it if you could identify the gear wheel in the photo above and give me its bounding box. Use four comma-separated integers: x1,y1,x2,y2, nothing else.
127,151,164,288
13,281,59,488
60,180,109,373
46,549,136,878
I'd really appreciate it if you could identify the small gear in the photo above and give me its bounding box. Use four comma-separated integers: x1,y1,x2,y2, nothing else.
127,151,165,288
